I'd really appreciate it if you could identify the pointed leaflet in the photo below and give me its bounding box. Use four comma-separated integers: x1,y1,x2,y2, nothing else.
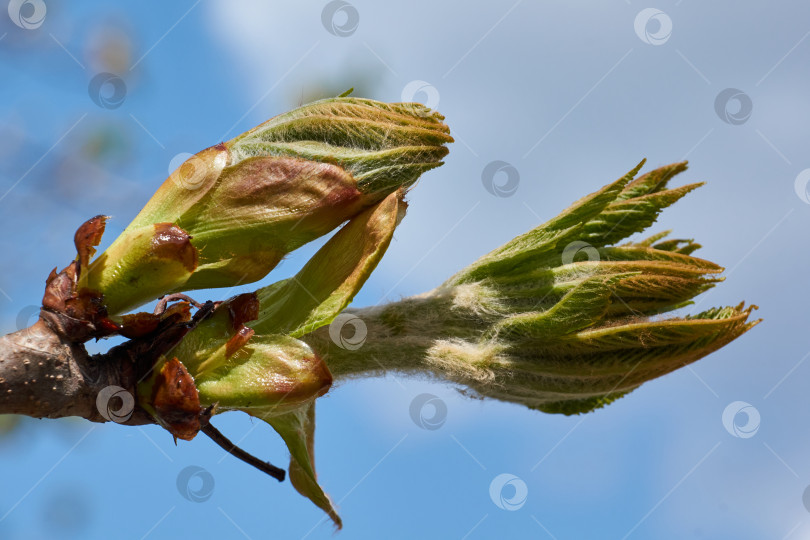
434,303,760,415
481,242,723,319
523,304,760,414
450,161,704,283
616,161,688,201
171,333,340,525
599,245,721,269
252,189,407,337
579,183,703,248
633,229,672,247
488,274,630,339
268,402,342,529
449,160,646,283
651,238,702,255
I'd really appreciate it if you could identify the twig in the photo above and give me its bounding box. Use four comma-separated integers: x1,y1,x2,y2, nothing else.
154,293,204,314
201,423,286,482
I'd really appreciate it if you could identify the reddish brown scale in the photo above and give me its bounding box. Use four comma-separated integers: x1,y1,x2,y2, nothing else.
150,357,203,441
223,292,260,358
225,326,255,359
227,293,260,330
74,215,108,271
151,223,198,273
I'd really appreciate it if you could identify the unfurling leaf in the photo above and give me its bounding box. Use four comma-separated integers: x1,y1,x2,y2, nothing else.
165,327,338,524
252,189,407,337
301,161,760,415
192,334,333,416
62,88,756,528
83,97,451,314
269,402,341,529
147,189,410,525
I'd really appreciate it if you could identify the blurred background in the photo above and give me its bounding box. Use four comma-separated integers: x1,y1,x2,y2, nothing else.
1,1,809,538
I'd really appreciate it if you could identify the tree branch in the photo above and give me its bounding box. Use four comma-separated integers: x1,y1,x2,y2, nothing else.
0,319,153,425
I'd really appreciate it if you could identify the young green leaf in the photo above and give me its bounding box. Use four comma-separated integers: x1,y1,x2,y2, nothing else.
142,187,410,527
84,97,451,314
301,161,760,415
252,189,407,337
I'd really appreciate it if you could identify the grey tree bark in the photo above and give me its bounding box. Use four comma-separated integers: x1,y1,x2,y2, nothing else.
0,319,152,425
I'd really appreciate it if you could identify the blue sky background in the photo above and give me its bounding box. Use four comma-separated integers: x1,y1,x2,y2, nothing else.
1,1,810,538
